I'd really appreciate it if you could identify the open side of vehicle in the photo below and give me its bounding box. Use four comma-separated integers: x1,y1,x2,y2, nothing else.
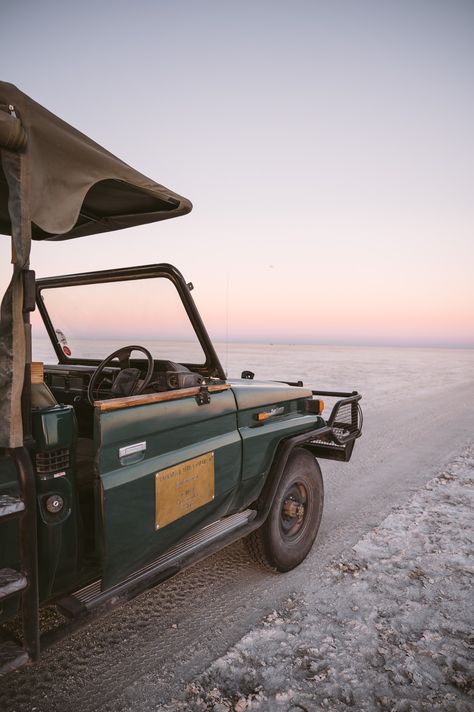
0,82,362,675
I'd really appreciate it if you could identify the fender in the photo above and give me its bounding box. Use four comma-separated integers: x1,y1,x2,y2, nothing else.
252,426,332,523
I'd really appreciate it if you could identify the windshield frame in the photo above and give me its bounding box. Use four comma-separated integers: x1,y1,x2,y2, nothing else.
35,263,226,380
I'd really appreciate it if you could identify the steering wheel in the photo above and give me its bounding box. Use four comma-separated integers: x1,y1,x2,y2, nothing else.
87,345,154,405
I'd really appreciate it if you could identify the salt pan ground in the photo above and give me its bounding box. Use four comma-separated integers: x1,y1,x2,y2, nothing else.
172,446,474,711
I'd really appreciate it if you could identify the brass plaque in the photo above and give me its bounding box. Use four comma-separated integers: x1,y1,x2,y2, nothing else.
155,452,215,529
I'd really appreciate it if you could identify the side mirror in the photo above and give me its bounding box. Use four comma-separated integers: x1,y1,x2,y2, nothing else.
241,370,255,380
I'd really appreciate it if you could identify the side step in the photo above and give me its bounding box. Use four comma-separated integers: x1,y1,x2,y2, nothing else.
0,566,30,676
0,495,25,521
0,449,40,674
58,508,256,618
0,568,28,601
0,641,29,677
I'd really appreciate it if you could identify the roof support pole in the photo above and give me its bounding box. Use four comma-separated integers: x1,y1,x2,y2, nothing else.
0,114,40,662
0,126,31,448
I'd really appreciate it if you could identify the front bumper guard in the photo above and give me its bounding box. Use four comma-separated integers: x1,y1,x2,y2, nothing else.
306,390,363,462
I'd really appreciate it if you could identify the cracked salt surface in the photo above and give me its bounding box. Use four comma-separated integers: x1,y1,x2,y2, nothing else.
170,446,474,711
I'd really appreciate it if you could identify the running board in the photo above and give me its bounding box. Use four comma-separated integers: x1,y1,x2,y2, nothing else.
0,641,29,677
57,508,257,618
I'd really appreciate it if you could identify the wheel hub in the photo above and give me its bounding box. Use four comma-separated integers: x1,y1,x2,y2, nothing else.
283,498,305,522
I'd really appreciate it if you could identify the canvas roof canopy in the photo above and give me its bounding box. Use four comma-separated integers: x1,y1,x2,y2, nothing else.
0,81,192,240
0,81,192,448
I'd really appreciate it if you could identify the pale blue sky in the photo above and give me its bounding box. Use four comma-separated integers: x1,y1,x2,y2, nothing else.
1,1,473,346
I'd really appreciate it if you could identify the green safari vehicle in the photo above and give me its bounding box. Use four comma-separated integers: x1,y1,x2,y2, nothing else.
0,82,362,675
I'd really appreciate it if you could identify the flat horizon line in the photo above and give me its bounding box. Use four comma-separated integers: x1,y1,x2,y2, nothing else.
33,336,474,350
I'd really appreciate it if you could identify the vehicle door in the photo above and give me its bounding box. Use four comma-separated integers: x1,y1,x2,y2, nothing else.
95,383,241,588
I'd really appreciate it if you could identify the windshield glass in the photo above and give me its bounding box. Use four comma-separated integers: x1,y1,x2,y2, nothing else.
34,275,205,365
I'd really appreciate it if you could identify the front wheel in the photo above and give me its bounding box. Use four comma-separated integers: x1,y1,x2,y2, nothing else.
247,448,324,572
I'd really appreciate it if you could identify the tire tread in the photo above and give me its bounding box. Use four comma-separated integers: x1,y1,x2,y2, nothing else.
245,529,273,569
245,448,323,572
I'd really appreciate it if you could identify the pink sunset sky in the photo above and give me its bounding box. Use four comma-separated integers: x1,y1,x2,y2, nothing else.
1,1,473,348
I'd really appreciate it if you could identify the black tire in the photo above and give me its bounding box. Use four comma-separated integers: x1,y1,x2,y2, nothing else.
246,448,324,572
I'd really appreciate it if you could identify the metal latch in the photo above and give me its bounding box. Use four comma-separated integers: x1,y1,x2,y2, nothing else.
119,442,146,458
119,441,146,465
195,385,211,406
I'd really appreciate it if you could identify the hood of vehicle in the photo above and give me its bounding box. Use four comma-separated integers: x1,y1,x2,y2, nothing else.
229,379,312,411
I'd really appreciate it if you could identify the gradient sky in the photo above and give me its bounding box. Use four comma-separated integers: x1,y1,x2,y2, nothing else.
1,0,473,347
